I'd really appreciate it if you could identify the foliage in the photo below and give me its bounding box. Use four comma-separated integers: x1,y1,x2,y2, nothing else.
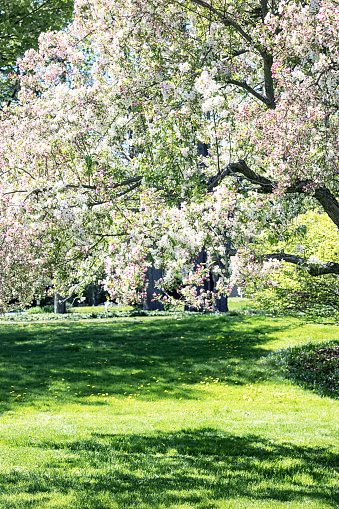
244,212,339,315
2,307,188,321
1,299,249,321
0,0,74,105
0,315,339,507
26,305,54,314
272,341,339,397
1,0,339,310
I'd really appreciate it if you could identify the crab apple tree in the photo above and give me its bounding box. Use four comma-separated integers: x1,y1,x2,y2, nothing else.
1,0,339,310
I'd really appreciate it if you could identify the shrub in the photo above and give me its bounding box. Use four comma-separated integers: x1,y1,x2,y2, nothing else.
272,341,339,397
42,305,54,313
26,306,43,314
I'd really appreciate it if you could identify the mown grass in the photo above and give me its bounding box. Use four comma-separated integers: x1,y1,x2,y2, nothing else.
0,312,339,508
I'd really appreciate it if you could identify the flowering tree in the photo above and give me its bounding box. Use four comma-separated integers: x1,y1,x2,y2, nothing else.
0,0,74,105
1,0,339,311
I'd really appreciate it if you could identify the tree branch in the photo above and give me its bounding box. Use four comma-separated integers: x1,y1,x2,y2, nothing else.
113,176,143,188
262,51,276,109
116,181,142,197
207,159,339,228
206,159,272,192
223,79,274,107
265,253,339,276
189,0,253,43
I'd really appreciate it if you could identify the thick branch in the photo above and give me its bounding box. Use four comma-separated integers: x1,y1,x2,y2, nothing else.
314,187,339,228
206,159,272,192
262,52,276,109
190,0,253,43
116,181,141,197
65,176,142,191
260,0,269,19
223,79,274,108
208,159,339,228
265,253,339,276
114,176,143,188
286,183,339,227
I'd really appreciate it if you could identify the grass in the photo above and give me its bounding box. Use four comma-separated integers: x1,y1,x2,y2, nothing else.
227,297,253,314
0,312,339,508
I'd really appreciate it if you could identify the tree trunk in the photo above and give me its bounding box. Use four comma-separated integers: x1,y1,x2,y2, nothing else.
54,292,66,314
90,283,96,306
210,261,228,312
185,248,207,312
185,248,229,312
213,295,228,312
144,263,164,311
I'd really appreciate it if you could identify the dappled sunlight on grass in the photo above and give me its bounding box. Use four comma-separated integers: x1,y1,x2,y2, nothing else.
0,429,338,508
0,315,296,408
0,315,339,508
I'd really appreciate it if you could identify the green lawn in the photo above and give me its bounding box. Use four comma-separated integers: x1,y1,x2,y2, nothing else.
0,313,338,508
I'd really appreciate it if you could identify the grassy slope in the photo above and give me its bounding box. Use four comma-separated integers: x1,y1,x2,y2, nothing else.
0,312,338,508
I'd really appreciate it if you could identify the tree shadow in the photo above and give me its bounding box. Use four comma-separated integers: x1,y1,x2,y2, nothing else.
1,428,338,508
0,315,302,411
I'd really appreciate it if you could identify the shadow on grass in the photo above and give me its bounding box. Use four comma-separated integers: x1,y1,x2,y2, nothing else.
0,315,301,411
1,428,338,508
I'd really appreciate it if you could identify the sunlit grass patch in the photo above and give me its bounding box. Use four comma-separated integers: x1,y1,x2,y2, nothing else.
0,315,338,508
227,297,253,314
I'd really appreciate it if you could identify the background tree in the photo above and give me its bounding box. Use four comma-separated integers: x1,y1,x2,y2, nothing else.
0,0,74,106
244,211,339,314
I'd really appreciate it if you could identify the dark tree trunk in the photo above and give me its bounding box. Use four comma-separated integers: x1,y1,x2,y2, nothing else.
144,263,164,311
90,283,96,306
54,292,66,314
210,262,228,312
185,248,228,312
213,295,228,312
185,248,207,312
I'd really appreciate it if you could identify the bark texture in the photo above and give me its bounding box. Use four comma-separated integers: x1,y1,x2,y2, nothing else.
54,292,66,314
144,263,164,311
